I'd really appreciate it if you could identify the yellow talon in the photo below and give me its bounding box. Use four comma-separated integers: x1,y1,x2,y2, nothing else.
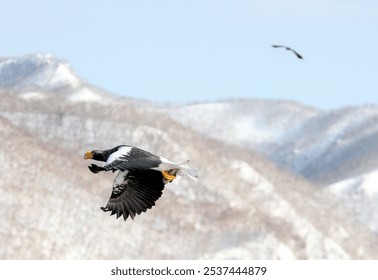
162,170,176,182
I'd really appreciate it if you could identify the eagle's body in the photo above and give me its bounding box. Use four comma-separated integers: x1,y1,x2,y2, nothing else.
84,145,198,221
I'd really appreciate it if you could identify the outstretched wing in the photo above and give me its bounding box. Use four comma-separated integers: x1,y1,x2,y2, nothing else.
272,44,285,48
104,146,162,172
272,44,303,59
101,169,166,220
290,49,303,59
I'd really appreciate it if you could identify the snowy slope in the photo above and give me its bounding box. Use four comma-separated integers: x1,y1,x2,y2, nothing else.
282,106,378,183
160,99,320,150
328,170,378,233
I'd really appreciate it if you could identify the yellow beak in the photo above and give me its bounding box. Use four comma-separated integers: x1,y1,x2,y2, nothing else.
83,151,93,160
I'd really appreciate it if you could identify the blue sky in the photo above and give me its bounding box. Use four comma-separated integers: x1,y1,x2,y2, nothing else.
0,0,377,109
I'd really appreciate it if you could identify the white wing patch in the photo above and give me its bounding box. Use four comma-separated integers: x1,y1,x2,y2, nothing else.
113,170,129,186
106,146,132,165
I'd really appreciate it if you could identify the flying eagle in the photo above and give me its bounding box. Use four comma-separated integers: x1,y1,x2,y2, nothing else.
272,45,303,59
84,145,198,221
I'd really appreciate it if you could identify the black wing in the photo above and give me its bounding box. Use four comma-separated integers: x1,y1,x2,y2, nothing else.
105,147,162,172
290,49,303,59
101,169,166,220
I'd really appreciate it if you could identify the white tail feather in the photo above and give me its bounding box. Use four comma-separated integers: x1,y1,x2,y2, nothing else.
178,165,199,182
159,158,199,182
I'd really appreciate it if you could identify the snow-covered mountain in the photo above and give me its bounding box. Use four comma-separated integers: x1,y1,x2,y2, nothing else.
160,100,378,185
0,53,80,90
1,53,378,259
0,53,111,103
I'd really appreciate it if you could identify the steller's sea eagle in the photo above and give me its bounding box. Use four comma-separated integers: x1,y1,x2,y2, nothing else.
272,44,303,59
84,145,198,221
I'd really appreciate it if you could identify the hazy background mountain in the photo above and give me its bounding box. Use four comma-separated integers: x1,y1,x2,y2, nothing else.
1,54,378,259
159,100,378,184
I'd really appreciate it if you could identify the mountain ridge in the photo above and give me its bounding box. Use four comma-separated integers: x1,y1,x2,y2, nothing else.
159,99,378,184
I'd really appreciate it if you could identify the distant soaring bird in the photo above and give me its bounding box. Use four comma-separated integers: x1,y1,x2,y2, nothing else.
272,45,303,59
84,145,198,221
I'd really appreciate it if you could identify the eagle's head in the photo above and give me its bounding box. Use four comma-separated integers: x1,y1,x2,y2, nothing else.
83,150,109,161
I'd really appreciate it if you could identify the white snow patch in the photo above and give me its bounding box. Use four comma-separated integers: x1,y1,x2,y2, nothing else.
327,169,378,232
274,243,297,260
68,88,105,103
360,172,378,197
229,160,274,195
329,170,378,198
49,64,80,88
324,238,350,259
329,224,350,240
232,117,277,144
230,160,264,185
19,91,46,100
